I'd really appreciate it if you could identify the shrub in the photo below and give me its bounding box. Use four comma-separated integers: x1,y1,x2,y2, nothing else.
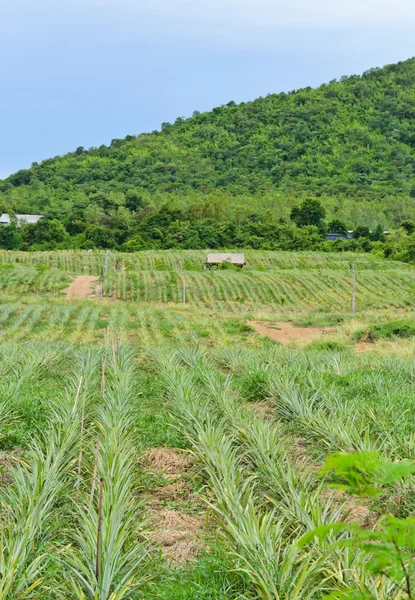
222,319,253,335
355,319,415,341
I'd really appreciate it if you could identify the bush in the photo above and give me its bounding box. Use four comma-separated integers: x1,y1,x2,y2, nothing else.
355,319,415,341
237,370,269,402
222,319,253,335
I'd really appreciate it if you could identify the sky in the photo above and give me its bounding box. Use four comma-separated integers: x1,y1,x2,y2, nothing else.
1,0,415,179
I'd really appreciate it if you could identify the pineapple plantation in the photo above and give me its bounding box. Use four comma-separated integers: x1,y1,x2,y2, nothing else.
1,249,415,598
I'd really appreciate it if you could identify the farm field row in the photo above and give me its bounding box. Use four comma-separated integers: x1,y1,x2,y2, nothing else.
0,300,255,345
0,249,411,273
148,343,415,597
2,334,415,598
1,249,414,312
101,267,415,309
1,297,415,349
2,263,415,312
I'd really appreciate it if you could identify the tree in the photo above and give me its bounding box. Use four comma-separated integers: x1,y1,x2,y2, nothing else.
125,190,147,212
0,223,22,250
401,219,415,234
290,199,326,231
370,224,385,242
22,219,68,247
327,219,348,234
352,226,370,240
84,226,116,249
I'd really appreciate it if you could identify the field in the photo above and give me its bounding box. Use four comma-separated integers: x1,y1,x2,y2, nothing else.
2,249,415,599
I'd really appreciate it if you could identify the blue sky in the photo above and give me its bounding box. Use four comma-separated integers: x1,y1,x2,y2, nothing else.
1,0,415,178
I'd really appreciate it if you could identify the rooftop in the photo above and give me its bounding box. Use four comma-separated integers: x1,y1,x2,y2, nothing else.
0,214,43,225
205,253,245,264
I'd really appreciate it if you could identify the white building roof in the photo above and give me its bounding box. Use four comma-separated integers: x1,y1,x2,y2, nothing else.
0,214,42,225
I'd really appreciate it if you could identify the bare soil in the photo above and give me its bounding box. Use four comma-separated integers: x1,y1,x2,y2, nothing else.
0,450,24,485
249,321,334,344
62,275,99,299
246,400,275,420
147,508,203,563
144,448,204,564
320,488,372,527
144,447,193,480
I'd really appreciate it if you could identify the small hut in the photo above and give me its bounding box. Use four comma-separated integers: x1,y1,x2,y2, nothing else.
203,253,246,269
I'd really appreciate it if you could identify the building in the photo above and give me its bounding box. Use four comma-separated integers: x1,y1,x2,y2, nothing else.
325,232,350,241
326,230,389,241
0,214,42,227
204,253,246,269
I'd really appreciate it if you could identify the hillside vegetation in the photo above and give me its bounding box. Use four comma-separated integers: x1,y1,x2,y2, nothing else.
3,57,415,252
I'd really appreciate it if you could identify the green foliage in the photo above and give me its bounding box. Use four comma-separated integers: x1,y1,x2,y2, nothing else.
401,219,415,234
355,319,415,341
0,223,22,250
34,264,51,272
352,226,370,240
319,451,415,496
237,369,270,402
290,199,326,231
301,452,415,599
328,219,348,235
222,319,253,335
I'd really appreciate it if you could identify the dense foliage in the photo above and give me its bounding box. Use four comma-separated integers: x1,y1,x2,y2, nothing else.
3,57,415,251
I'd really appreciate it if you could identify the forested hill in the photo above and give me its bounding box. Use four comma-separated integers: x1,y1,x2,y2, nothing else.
3,57,415,236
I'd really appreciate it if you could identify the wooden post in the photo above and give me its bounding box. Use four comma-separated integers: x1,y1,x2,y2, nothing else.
182,272,186,305
89,436,101,510
101,355,106,395
350,263,356,317
73,376,83,415
76,388,87,489
95,477,104,582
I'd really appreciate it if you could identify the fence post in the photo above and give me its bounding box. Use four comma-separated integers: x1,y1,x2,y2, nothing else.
182,271,186,305
350,263,356,317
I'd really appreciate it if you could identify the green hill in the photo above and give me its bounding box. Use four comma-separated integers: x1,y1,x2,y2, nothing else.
2,57,415,250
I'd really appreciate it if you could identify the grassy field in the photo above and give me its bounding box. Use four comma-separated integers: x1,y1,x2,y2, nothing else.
1,249,415,598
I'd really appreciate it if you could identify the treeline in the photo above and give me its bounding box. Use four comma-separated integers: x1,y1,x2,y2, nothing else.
2,198,415,267
2,58,415,228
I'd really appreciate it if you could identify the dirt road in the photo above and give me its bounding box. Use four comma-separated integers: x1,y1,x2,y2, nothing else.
62,276,99,299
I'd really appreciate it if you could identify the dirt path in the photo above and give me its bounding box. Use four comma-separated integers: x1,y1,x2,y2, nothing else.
144,448,204,564
62,276,99,299
249,321,333,343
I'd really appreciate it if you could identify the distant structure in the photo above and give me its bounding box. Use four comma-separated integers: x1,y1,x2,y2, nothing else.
326,230,389,241
204,253,246,269
0,214,42,227
325,232,351,241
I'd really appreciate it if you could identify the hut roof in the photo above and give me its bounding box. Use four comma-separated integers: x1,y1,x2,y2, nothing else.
205,253,245,265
